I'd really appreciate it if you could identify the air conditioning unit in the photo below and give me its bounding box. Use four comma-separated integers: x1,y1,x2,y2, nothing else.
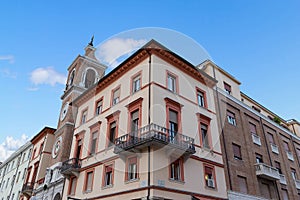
207,179,215,188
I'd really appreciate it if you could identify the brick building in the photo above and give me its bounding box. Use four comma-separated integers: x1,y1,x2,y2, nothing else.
200,60,300,200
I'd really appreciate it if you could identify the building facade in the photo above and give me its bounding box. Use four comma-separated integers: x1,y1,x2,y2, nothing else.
200,60,300,200
21,127,56,200
0,142,32,200
60,40,227,200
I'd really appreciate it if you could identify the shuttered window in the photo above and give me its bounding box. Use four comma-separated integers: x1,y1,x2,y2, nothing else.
238,176,248,194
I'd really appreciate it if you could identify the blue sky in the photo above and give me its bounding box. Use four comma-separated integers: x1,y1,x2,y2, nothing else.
0,0,299,161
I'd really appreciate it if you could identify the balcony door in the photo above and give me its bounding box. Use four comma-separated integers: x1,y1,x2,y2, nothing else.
131,110,139,138
169,109,178,141
76,139,82,160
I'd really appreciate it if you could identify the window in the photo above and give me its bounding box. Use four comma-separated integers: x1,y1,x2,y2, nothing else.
170,158,183,181
89,132,98,155
126,157,138,181
112,87,120,105
84,69,96,88
291,168,297,180
200,123,210,149
39,142,44,155
232,143,242,160
81,110,87,124
255,153,263,163
95,99,103,115
6,178,9,188
22,168,27,180
267,133,275,144
282,189,289,200
16,171,21,183
74,134,84,160
108,122,116,147
167,73,177,93
32,148,36,159
69,177,77,195
227,111,236,126
69,69,75,87
169,109,178,140
249,122,257,135
197,90,206,107
204,165,215,188
106,111,120,148
237,176,248,194
28,149,32,159
104,165,113,187
130,110,140,139
274,161,282,174
283,141,290,152
84,171,94,192
224,82,231,95
132,74,141,93
296,148,300,159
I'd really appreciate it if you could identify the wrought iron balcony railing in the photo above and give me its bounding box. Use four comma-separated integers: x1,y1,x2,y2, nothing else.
60,158,81,178
114,123,195,155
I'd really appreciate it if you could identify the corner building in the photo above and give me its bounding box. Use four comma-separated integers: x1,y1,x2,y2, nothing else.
200,60,300,200
61,40,227,200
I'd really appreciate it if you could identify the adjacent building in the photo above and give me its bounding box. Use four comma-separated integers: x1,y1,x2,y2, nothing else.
0,141,32,200
200,60,300,200
21,127,56,200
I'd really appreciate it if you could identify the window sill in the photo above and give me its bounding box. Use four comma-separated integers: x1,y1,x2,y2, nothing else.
83,189,92,194
125,178,140,184
234,157,243,161
205,185,217,191
168,178,185,184
102,184,113,190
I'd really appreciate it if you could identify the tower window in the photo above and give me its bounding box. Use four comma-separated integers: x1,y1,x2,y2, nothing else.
84,69,96,88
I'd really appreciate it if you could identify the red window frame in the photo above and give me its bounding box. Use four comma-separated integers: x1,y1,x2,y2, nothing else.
125,156,139,181
169,157,184,182
203,164,217,189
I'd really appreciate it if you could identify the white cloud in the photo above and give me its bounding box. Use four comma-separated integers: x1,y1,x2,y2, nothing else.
0,134,29,162
97,38,147,69
30,67,67,86
0,68,17,79
0,55,15,64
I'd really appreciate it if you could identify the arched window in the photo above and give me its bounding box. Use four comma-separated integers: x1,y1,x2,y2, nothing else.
84,69,96,88
69,69,75,86
53,193,61,200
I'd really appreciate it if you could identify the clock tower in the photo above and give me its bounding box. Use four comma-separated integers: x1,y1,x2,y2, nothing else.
36,38,107,200
52,38,107,163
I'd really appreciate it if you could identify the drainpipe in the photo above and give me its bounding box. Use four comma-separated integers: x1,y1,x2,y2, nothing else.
212,66,232,191
259,117,281,200
146,49,152,200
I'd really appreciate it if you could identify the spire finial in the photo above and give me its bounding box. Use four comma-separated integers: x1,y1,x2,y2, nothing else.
88,35,94,46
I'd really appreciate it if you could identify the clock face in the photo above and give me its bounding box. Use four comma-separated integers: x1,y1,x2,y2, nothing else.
52,136,62,158
60,102,69,121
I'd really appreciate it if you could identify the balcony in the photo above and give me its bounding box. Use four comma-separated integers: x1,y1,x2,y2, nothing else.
286,151,294,161
279,174,287,185
254,163,280,180
60,158,81,178
251,133,261,146
21,182,34,197
270,143,279,154
295,179,300,189
114,123,196,156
